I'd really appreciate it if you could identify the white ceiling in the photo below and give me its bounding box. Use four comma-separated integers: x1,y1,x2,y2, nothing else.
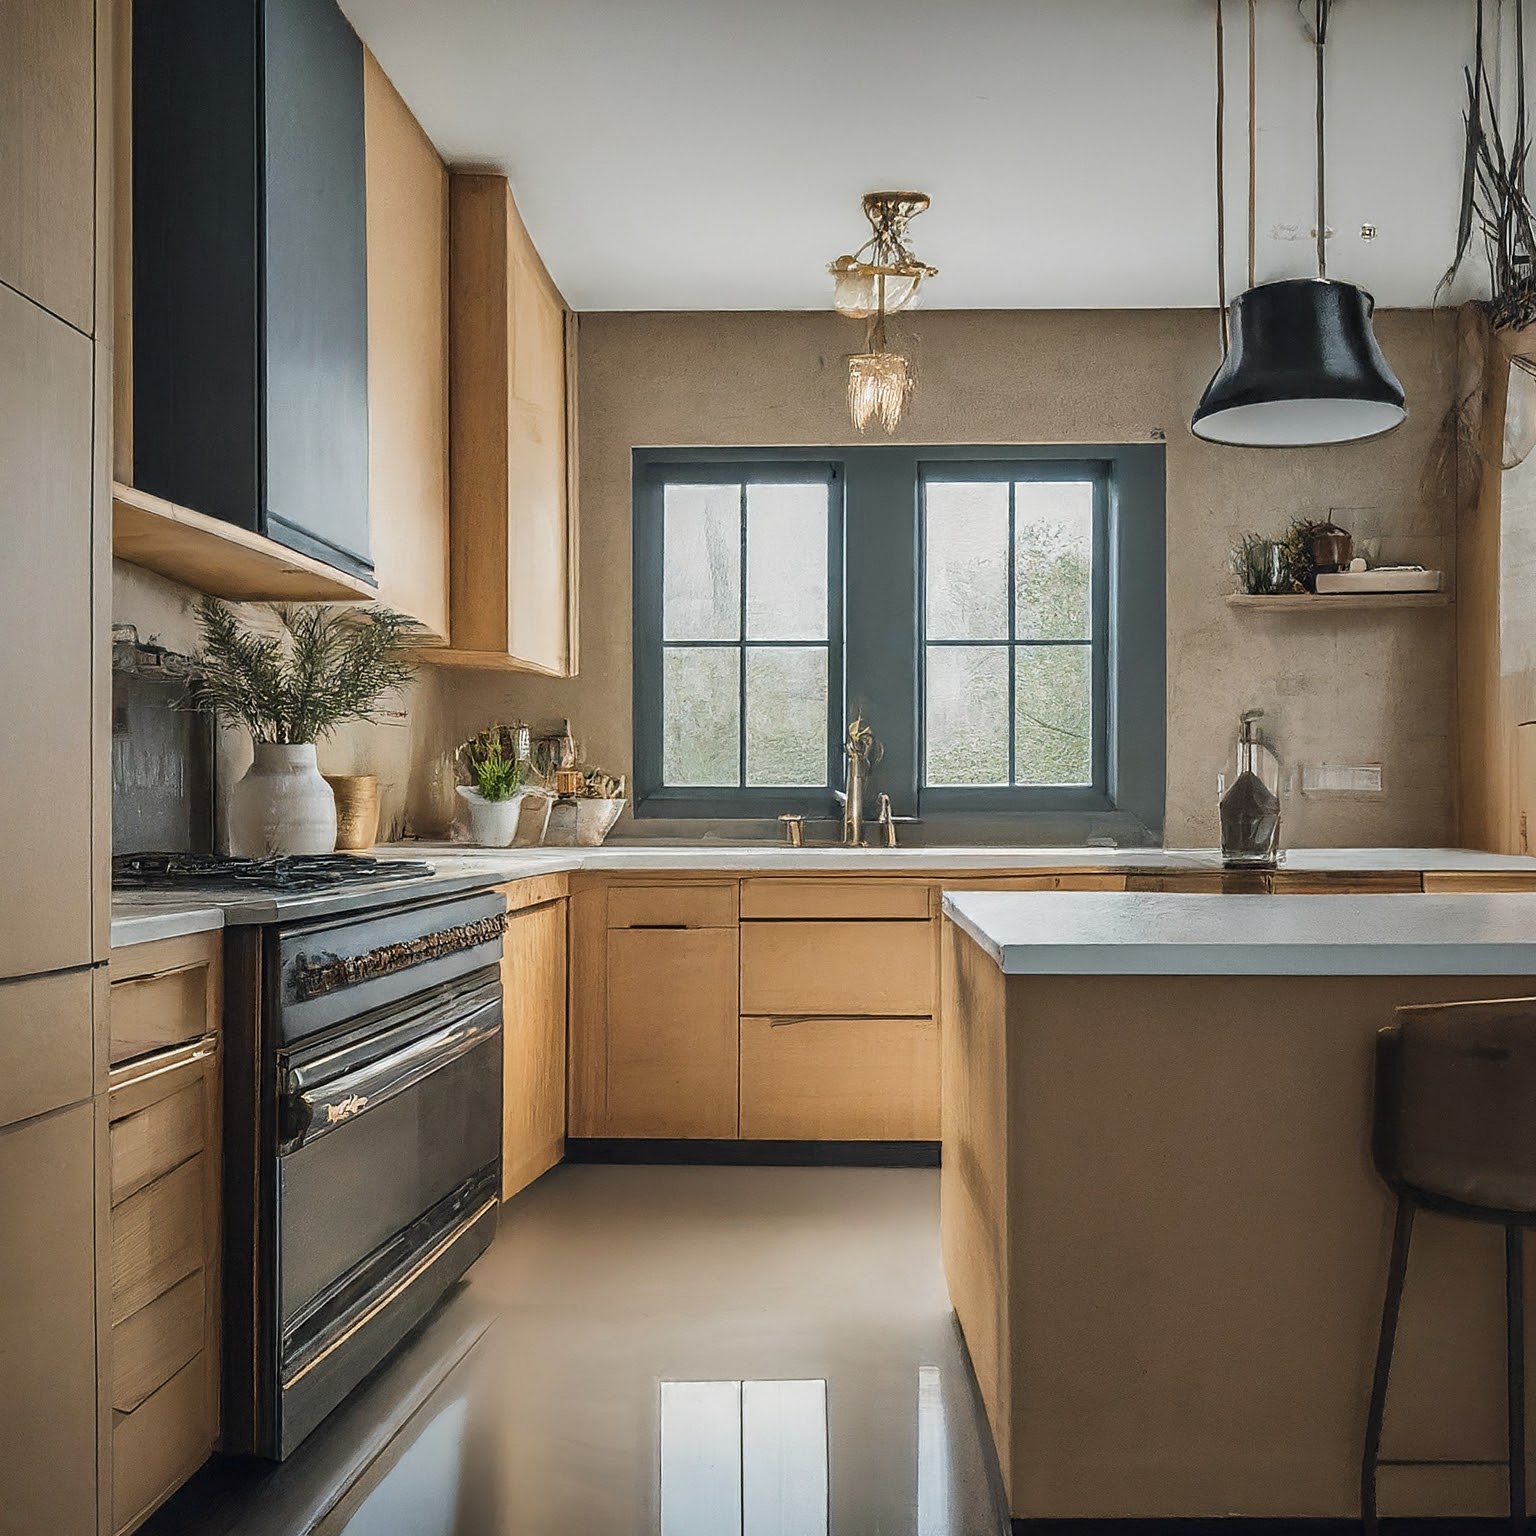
340,0,1482,312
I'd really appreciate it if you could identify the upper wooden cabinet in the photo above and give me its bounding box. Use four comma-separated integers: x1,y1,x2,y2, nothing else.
127,0,373,584
0,0,96,332
363,52,450,643
440,173,577,676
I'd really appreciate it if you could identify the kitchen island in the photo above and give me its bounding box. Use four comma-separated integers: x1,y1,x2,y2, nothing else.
940,890,1536,1525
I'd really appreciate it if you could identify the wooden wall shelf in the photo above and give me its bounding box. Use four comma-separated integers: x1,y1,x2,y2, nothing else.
1225,592,1451,612
112,482,377,602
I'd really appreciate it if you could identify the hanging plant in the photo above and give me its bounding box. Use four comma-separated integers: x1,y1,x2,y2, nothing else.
1442,0,1536,330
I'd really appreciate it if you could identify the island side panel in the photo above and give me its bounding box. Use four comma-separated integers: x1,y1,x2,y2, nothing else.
939,916,1013,1502
1000,972,1536,1522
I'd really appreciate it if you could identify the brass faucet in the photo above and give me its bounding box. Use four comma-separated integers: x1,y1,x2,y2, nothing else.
839,717,875,846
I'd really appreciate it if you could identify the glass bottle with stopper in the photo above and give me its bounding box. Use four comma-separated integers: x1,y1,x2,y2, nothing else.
1219,709,1282,868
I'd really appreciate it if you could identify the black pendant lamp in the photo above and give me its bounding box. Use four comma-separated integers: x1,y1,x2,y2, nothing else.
1191,0,1406,447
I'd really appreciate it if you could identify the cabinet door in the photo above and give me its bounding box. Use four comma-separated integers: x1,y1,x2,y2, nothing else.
604,928,738,1138
262,0,372,579
0,1103,99,1536
0,0,96,331
0,283,96,980
500,898,567,1198
363,50,448,641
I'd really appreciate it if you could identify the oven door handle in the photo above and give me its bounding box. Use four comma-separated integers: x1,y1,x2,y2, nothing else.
281,997,501,1149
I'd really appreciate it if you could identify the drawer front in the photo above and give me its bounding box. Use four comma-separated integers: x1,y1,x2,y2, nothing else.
110,963,209,1066
739,878,932,921
111,1269,205,1414
110,1075,207,1205
939,873,1127,893
1270,870,1423,895
739,1015,939,1140
113,1350,215,1536
0,967,95,1126
740,920,933,1018
111,1154,205,1324
606,882,738,929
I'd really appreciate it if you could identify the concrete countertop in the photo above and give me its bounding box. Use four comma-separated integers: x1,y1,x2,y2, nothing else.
943,888,1536,976
107,844,1536,947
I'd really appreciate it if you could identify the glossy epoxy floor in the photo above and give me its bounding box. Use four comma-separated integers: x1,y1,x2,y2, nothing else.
149,1165,1009,1536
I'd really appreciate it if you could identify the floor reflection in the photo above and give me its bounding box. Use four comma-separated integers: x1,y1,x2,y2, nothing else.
144,1166,1008,1536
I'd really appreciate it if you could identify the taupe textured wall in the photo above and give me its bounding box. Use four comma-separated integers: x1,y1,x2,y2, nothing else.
437,307,1459,848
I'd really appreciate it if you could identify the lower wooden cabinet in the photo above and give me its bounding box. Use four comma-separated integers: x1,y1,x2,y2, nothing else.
739,1015,940,1140
0,1100,100,1536
604,926,739,1138
499,892,568,1198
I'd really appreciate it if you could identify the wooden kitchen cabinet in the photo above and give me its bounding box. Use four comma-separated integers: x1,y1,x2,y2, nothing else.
0,280,98,981
107,933,222,1536
0,0,96,331
438,172,577,675
0,1100,101,1536
498,887,568,1199
739,920,934,1018
739,1015,940,1140
363,50,450,643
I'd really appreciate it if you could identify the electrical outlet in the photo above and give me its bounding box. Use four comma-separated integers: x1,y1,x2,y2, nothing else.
1301,763,1384,796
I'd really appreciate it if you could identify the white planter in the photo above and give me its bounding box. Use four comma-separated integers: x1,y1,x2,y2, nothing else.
228,743,337,857
457,785,529,848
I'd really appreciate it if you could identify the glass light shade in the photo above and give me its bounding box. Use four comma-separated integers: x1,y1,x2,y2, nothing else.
830,258,878,318
848,350,913,434
1192,279,1406,446
881,272,924,314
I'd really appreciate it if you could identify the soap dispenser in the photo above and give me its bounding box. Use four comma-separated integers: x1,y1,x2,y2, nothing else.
1219,709,1282,868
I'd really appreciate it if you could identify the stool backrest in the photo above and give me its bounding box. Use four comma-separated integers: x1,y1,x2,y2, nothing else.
1381,997,1536,1214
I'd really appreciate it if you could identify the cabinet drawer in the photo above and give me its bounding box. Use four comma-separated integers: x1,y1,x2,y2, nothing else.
606,882,737,929
939,873,1127,893
111,1155,205,1324
112,1269,205,1414
1270,870,1422,895
109,962,209,1066
740,878,931,920
110,1074,207,1205
740,1015,939,1140
740,921,933,1017
113,1350,215,1536
0,967,95,1126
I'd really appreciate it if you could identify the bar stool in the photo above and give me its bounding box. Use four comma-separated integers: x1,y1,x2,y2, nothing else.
1363,998,1536,1535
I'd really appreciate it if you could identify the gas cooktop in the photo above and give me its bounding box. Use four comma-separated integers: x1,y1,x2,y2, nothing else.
112,852,435,894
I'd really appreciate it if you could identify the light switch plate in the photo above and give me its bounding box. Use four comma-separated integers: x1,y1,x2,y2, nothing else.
1301,763,1384,796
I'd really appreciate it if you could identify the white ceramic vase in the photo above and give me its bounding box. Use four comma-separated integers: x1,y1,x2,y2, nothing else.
457,785,528,848
228,742,338,857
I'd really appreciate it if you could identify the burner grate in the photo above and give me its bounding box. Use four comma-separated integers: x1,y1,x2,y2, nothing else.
112,852,435,893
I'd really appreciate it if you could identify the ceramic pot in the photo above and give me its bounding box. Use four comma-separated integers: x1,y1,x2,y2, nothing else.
323,774,380,851
229,743,337,857
457,785,529,848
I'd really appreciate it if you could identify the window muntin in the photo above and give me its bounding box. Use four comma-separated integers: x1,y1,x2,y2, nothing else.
921,471,1103,791
657,475,836,791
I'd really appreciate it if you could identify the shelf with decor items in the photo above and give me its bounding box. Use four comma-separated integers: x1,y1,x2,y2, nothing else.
1225,592,1452,612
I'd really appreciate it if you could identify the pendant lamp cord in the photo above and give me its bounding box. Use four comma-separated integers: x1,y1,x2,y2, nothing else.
1314,0,1329,279
1215,0,1229,350
1247,0,1257,288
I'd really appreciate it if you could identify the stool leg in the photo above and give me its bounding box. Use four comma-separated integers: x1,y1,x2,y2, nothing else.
1507,1224,1526,1534
1363,1194,1415,1536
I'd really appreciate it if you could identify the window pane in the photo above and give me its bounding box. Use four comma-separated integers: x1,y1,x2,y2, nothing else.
924,481,1008,640
1015,481,1093,641
1015,644,1093,785
746,647,828,786
746,484,828,640
925,646,1009,785
664,484,740,641
663,647,740,785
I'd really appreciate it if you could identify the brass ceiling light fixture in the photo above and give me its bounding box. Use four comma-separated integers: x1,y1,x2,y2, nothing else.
830,192,938,433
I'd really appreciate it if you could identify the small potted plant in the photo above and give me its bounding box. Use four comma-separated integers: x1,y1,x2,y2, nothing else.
457,731,530,847
193,600,417,856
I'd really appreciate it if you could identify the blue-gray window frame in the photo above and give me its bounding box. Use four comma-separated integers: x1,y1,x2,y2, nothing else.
632,456,846,818
631,443,1166,835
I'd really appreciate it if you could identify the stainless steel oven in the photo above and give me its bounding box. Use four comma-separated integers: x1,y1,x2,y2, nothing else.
222,889,506,1459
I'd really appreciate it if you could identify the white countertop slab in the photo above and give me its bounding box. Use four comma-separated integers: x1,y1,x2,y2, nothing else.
943,890,1536,976
109,903,225,949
